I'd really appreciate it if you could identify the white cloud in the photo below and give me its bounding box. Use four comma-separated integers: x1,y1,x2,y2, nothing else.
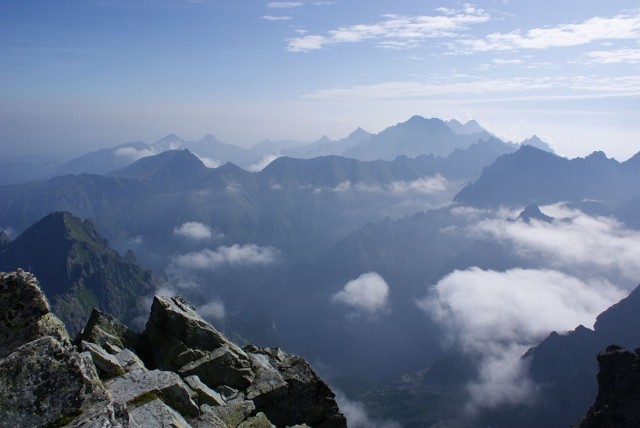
194,154,220,168
334,391,401,428
415,205,640,411
492,58,524,65
418,267,625,411
389,175,448,194
173,221,214,241
585,48,640,64
458,13,640,53
246,154,280,172
172,244,280,270
267,1,303,8
474,205,640,285
287,6,490,52
287,35,328,52
333,272,389,313
114,146,159,160
261,15,293,21
197,299,226,320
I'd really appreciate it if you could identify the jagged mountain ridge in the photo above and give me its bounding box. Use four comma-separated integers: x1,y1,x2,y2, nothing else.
0,212,157,336
14,116,495,182
454,145,640,209
344,115,493,160
0,139,517,265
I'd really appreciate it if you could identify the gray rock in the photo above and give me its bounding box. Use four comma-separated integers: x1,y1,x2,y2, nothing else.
66,394,131,427
0,270,69,359
178,343,254,390
244,345,347,428
116,348,147,373
76,308,142,353
82,340,126,378
184,375,227,406
143,296,227,367
245,351,287,407
129,398,191,428
201,400,256,428
0,336,103,428
237,412,276,428
106,369,200,418
574,345,640,427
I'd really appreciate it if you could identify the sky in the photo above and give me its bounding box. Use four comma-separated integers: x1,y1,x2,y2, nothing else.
1,0,639,160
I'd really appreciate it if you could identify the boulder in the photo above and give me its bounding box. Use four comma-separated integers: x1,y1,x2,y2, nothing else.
244,345,347,428
143,296,254,388
128,398,191,428
0,270,69,358
106,369,200,417
76,308,143,354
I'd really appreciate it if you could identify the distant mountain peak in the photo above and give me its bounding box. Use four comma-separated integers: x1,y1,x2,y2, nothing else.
521,135,555,154
445,119,487,135
517,204,554,223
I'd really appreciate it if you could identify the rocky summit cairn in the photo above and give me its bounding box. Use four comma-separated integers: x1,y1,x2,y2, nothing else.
0,270,347,427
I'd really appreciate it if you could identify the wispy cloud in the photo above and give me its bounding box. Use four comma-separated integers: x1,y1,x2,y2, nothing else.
457,12,640,53
196,299,226,321
114,146,159,160
267,1,304,8
474,204,640,284
261,15,293,21
287,6,490,52
584,48,640,64
305,74,640,101
246,154,280,172
172,244,280,270
334,391,401,428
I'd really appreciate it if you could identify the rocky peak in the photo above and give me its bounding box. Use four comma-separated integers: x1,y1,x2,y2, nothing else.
574,345,640,427
517,204,554,223
0,269,69,359
0,270,346,427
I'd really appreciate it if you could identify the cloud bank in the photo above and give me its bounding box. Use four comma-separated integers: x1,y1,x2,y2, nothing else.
418,205,640,412
474,204,640,286
172,244,280,271
333,272,389,313
419,267,624,411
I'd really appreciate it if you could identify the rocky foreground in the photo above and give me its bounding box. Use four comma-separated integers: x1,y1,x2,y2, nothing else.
0,270,347,428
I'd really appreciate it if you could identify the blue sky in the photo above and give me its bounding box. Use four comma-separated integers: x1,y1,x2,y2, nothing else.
1,1,639,160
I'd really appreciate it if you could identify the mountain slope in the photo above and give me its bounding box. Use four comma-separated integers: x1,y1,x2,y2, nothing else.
108,149,211,191
0,212,157,335
454,145,635,208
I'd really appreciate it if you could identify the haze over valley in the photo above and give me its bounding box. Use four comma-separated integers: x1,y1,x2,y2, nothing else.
2,1,640,426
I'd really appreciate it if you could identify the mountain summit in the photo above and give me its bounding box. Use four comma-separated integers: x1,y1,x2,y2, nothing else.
0,212,156,335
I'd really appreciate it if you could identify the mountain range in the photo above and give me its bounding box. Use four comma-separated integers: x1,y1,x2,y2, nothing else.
1,114,639,427
0,116,551,185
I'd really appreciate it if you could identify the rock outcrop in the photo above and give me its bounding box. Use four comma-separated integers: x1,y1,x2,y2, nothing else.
574,345,640,427
0,270,346,427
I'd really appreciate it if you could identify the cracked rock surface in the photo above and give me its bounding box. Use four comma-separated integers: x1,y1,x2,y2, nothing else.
0,270,346,428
